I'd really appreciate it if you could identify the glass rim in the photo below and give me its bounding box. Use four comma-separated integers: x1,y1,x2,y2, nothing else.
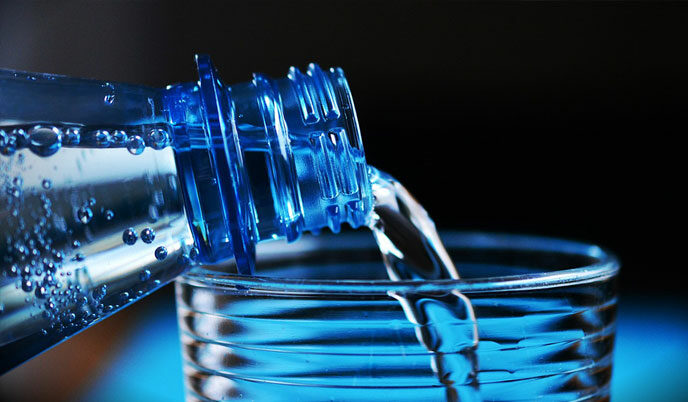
179,231,620,295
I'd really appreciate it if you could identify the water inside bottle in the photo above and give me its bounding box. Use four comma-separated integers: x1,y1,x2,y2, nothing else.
0,123,195,372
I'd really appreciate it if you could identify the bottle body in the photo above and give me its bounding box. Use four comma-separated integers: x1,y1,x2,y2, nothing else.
0,56,373,372
0,70,194,372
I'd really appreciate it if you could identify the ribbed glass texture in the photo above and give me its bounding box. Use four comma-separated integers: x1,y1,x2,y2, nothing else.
176,232,619,401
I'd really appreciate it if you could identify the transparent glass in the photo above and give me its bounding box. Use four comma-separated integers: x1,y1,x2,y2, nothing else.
175,232,619,401
0,56,372,372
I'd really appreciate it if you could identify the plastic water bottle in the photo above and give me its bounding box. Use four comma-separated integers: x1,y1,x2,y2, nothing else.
0,55,373,372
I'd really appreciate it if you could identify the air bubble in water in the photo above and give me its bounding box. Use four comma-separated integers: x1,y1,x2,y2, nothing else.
71,239,81,249
177,253,190,266
141,228,155,243
92,284,107,301
35,286,48,299
21,279,33,292
29,125,62,157
1,145,16,156
148,204,159,222
122,228,138,245
112,130,127,145
104,209,114,220
52,250,63,262
42,179,52,190
12,128,29,147
139,269,151,281
65,127,81,145
148,129,169,150
43,259,56,273
0,129,16,155
77,206,93,224
7,186,21,198
103,82,116,105
43,274,55,286
94,130,111,147
154,246,167,261
126,135,145,155
189,247,199,262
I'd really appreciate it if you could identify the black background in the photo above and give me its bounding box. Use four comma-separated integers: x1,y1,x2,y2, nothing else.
1,1,685,295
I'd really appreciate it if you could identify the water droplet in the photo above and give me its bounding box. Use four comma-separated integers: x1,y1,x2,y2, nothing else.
72,253,85,261
139,269,151,281
112,130,127,145
141,228,156,243
65,127,81,145
77,206,93,224
71,239,81,249
122,228,138,245
42,179,52,189
104,209,114,220
154,246,168,261
88,197,97,206
148,129,169,150
94,130,111,147
29,125,62,157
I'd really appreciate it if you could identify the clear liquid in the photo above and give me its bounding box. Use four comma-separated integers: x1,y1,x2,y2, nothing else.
368,168,479,401
0,129,194,372
176,234,616,401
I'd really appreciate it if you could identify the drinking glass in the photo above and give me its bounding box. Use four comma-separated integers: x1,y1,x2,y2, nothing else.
175,232,619,401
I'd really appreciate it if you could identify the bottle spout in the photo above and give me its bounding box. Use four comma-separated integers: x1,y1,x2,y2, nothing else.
166,55,373,274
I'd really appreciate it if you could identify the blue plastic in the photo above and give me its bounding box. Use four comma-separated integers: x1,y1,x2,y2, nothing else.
167,55,372,274
0,55,372,372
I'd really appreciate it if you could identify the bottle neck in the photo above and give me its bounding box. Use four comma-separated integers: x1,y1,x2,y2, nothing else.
165,55,372,274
